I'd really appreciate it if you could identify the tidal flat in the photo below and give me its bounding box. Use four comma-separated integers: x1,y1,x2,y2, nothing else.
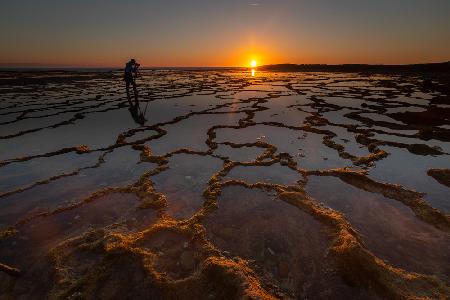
0,70,449,299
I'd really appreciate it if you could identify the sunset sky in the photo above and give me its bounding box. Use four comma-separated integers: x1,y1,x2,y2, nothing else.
1,0,449,67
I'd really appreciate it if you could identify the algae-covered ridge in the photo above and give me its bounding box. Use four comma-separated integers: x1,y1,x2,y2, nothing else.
0,70,449,299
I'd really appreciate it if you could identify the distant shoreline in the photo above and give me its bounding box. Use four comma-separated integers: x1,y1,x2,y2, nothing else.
257,62,450,73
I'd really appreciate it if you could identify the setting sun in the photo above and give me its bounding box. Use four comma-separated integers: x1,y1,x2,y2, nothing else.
250,60,257,68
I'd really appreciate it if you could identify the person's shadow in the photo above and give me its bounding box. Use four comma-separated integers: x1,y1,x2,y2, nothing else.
126,88,147,125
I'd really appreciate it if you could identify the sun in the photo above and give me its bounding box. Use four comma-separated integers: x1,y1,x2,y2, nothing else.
250,60,257,68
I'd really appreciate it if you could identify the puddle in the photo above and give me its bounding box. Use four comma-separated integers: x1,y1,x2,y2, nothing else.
0,151,100,194
370,146,450,213
0,146,156,228
204,186,368,298
306,175,450,282
216,124,352,170
0,109,138,161
151,153,223,219
0,193,150,265
320,108,362,125
147,112,245,155
321,96,371,109
224,163,300,185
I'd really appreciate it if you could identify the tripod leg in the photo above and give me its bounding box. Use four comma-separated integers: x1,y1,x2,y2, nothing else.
126,82,133,105
132,81,138,103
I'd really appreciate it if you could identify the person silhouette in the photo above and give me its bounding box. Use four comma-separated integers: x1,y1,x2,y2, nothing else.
124,58,140,100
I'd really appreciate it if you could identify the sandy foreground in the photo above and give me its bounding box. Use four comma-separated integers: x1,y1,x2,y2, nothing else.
0,70,449,299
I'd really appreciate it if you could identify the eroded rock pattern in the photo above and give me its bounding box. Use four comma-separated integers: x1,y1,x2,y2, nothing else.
0,70,449,299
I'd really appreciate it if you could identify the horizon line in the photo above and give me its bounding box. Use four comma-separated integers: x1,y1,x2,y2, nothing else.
1,61,449,70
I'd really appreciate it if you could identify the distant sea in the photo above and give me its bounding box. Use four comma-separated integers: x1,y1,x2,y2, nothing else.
0,67,242,72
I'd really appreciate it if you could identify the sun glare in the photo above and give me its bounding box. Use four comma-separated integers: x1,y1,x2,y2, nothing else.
250,60,257,68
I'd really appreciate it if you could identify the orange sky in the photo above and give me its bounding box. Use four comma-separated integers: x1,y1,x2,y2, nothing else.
1,1,449,67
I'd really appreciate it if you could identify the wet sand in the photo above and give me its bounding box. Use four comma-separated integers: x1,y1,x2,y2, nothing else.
0,69,449,299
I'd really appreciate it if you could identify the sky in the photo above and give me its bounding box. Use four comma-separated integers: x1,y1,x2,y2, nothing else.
1,0,449,67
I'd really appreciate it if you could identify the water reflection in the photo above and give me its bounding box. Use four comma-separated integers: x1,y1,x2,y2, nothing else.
251,69,255,77
126,86,147,125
